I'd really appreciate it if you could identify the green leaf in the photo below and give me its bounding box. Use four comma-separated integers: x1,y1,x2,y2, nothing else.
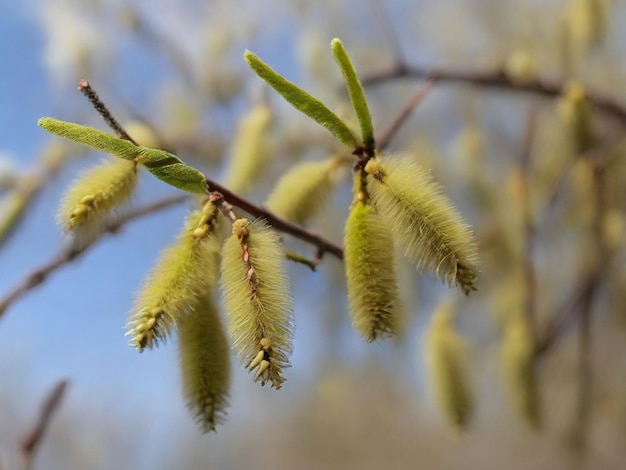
244,50,358,148
38,117,140,161
137,148,208,194
331,38,375,150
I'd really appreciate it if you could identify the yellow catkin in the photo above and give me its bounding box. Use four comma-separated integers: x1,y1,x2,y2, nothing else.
220,218,294,389
265,157,340,225
223,104,272,195
365,156,480,294
126,204,222,351
57,157,138,242
504,49,537,83
178,293,231,433
424,300,473,431
565,0,607,52
344,200,402,341
501,312,541,428
123,120,160,148
557,81,593,154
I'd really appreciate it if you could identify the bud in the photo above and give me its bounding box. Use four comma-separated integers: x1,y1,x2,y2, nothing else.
344,200,402,341
220,218,294,388
365,156,480,294
126,205,221,351
178,294,231,433
424,300,473,430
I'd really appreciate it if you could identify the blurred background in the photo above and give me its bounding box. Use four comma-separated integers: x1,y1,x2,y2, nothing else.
1,0,626,468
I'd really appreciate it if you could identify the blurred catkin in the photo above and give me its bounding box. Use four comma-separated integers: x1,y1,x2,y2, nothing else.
564,0,607,53
365,156,480,294
220,218,294,388
344,200,402,341
265,156,343,225
223,104,272,195
424,300,473,430
504,49,538,84
501,312,542,428
57,157,137,243
178,293,231,433
126,204,222,351
557,81,594,154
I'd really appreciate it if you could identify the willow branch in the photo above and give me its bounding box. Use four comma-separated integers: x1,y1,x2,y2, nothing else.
20,380,69,470
205,180,343,259
0,195,188,319
361,63,626,124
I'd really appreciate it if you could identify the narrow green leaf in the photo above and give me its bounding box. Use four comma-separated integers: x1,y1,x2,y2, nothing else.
37,117,140,161
244,50,358,148
331,38,375,150
137,148,208,194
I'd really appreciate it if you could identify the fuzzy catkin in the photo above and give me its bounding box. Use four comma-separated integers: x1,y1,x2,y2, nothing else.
178,293,231,433
220,218,294,389
501,313,541,428
265,158,338,225
126,206,222,351
344,200,401,341
424,301,473,430
365,156,480,294
223,104,272,195
58,157,137,242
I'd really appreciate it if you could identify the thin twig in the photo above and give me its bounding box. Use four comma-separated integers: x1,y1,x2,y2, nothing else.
204,181,343,259
77,80,138,144
19,380,69,470
0,195,188,319
366,0,406,65
361,63,626,124
519,108,538,336
376,80,436,152
568,158,605,450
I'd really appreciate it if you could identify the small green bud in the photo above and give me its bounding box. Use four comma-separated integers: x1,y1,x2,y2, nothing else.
137,148,208,194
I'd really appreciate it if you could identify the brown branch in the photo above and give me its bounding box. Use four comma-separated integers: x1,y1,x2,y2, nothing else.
0,195,188,319
205,181,344,260
20,380,69,470
361,63,626,124
77,80,138,145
